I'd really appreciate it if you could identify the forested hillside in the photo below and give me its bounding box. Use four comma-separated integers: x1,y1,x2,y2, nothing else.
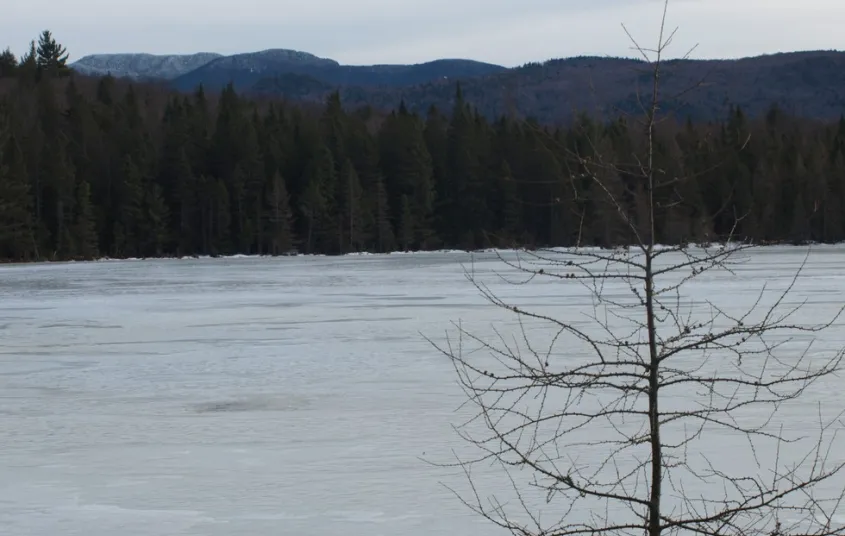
251,51,845,124
63,41,845,125
2,32,845,263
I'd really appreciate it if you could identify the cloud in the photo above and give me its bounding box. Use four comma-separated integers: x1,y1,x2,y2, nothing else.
2,0,843,66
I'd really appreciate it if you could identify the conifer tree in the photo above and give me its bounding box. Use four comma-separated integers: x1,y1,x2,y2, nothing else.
265,170,294,255
174,148,199,255
321,91,349,180
64,78,99,208
0,48,16,78
496,160,521,246
445,85,485,247
117,155,145,256
299,146,336,253
345,131,382,251
51,144,76,259
239,116,266,253
143,183,170,256
73,180,98,259
96,75,115,106
372,174,395,253
338,159,364,252
789,154,812,243
397,194,414,251
0,135,36,260
211,177,232,254
187,86,212,177
35,30,69,79
16,41,37,85
824,150,845,241
379,105,435,249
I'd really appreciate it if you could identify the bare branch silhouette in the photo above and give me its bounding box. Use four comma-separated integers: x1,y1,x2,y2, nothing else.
426,2,845,535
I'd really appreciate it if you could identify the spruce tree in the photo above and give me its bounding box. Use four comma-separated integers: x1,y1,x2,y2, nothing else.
824,150,845,242
265,170,294,255
398,194,413,251
54,145,77,259
445,85,484,247
117,155,145,256
338,159,364,253
299,146,336,253
373,174,395,253
346,131,381,251
0,141,35,260
0,48,16,78
211,177,232,255
379,106,435,249
321,91,349,180
73,180,98,259
35,30,69,79
16,41,37,85
174,148,199,255
143,183,170,256
239,116,265,253
497,160,521,247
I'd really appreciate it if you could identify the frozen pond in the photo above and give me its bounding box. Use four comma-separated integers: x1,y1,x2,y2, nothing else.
1,247,845,535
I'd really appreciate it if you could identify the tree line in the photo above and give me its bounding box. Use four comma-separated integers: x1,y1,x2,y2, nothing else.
2,32,845,262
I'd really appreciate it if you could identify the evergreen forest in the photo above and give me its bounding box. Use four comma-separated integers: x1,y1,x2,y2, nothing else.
2,32,845,262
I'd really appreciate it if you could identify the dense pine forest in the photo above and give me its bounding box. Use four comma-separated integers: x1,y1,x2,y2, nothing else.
2,32,845,262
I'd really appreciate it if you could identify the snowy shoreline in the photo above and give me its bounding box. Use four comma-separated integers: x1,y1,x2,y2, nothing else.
2,240,844,268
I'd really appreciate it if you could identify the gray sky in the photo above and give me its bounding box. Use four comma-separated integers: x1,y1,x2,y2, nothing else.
4,0,844,66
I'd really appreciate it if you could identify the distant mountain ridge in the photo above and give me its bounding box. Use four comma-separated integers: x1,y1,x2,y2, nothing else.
69,48,845,124
71,52,224,81
69,49,507,89
242,50,845,123
172,55,508,92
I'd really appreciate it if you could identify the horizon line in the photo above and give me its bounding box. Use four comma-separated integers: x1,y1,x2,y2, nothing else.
70,47,845,69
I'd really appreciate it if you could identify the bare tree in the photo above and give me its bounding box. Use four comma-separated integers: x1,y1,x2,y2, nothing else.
427,2,845,536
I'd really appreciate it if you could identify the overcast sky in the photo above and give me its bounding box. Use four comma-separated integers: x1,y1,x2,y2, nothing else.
4,0,843,66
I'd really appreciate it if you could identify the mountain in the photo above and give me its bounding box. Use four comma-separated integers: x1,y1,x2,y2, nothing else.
69,47,845,124
168,49,508,92
69,47,508,94
71,52,223,81
167,48,339,91
252,51,845,124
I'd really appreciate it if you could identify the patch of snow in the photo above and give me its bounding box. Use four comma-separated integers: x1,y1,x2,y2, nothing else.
70,53,223,81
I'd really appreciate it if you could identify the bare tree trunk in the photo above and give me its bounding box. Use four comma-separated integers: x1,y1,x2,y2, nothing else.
646,251,662,536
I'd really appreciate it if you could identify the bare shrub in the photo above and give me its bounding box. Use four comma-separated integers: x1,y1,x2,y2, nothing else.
428,3,845,535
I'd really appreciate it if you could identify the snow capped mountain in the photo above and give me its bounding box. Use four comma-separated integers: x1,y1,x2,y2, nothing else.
71,52,223,80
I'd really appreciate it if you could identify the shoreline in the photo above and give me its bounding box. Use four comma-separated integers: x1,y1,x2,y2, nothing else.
0,241,840,268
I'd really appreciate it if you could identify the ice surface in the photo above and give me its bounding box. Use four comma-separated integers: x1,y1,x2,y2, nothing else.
1,247,844,535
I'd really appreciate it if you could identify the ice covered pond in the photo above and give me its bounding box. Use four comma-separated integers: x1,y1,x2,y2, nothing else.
2,246,845,535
